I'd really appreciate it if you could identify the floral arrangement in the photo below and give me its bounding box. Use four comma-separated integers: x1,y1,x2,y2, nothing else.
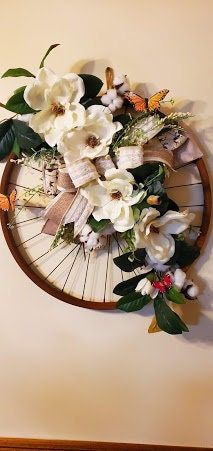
0,44,203,335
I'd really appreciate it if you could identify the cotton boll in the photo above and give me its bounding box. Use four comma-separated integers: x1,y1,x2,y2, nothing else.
113,74,130,94
87,232,99,248
101,94,111,106
113,75,126,86
107,89,117,100
113,97,124,109
108,103,117,112
186,284,199,299
173,268,186,290
183,279,199,299
81,224,92,236
117,81,130,95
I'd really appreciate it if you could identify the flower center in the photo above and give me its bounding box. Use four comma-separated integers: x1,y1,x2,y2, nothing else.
111,191,122,200
150,225,159,234
86,135,100,148
51,103,65,116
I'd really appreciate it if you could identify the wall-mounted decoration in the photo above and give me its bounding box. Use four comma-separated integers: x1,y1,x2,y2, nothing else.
0,44,211,335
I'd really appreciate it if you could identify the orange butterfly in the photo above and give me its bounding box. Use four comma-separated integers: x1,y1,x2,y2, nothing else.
124,89,169,113
0,189,16,211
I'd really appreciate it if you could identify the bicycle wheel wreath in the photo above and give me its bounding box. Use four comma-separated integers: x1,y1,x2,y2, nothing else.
0,44,211,335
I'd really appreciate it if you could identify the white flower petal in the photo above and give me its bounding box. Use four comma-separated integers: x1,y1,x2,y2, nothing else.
147,233,175,264
44,127,64,147
80,182,110,207
46,78,71,106
24,67,58,110
63,73,85,102
153,210,195,235
30,108,54,134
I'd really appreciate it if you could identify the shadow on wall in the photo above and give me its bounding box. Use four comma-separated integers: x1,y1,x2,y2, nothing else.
67,61,213,345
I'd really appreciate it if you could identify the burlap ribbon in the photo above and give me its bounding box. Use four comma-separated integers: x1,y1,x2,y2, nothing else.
42,162,94,237
115,129,203,171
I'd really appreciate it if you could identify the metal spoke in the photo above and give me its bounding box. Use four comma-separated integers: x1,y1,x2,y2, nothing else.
16,232,42,247
13,216,42,226
29,241,66,265
44,244,79,280
62,245,82,292
166,182,202,189
103,236,111,302
81,251,91,300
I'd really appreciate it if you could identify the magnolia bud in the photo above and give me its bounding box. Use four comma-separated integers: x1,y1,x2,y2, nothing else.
147,195,161,205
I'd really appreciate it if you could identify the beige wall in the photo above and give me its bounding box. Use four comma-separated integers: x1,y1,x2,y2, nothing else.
0,0,213,447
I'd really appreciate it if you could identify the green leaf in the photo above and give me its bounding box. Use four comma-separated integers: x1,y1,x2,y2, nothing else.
39,43,60,68
12,138,20,156
144,165,165,186
117,292,151,312
154,296,189,334
166,286,186,304
113,114,132,126
0,119,15,160
5,87,35,114
167,198,179,212
2,68,35,78
79,74,103,98
113,248,146,272
130,162,160,183
88,216,110,233
80,97,102,109
146,180,165,196
168,240,200,268
12,119,42,150
113,273,152,296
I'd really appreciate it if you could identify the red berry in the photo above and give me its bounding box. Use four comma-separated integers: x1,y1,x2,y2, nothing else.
152,281,166,293
163,274,172,289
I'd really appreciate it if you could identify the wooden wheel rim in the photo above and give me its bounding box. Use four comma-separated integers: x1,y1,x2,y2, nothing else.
0,154,212,310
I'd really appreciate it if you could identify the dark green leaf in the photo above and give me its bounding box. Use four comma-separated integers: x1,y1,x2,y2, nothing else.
113,114,131,126
12,119,42,150
168,240,200,268
88,216,110,233
117,292,151,312
79,74,103,98
2,68,35,78
144,165,165,186
167,198,179,212
154,296,189,334
0,119,15,160
147,180,165,196
113,248,146,272
12,138,20,156
5,87,35,114
130,162,160,183
113,273,152,296
39,43,60,68
80,96,102,109
166,286,186,304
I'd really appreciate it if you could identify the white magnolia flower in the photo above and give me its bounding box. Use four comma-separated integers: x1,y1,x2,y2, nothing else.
134,207,195,264
135,277,158,299
80,168,146,233
59,105,122,163
24,67,85,146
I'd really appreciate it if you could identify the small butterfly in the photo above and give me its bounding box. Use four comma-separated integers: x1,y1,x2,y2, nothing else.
124,89,169,113
0,189,17,212
152,274,172,293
